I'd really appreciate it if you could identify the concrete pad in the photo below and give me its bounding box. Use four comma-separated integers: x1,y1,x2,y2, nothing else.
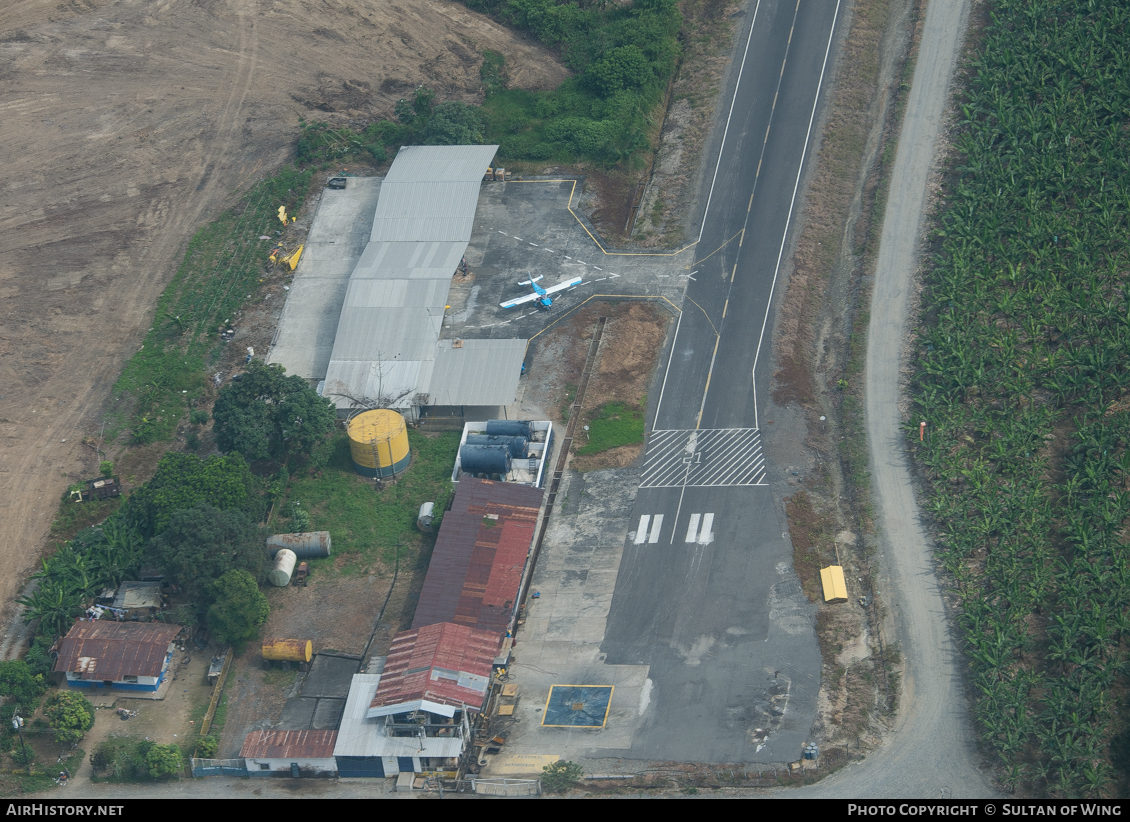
269,178,381,379
278,696,316,728
312,697,345,730
300,654,360,699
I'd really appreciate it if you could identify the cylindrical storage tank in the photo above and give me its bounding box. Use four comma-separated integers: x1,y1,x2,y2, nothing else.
465,434,528,459
460,444,511,476
268,549,297,587
417,502,435,532
347,410,411,478
485,419,530,438
262,639,313,663
266,532,332,559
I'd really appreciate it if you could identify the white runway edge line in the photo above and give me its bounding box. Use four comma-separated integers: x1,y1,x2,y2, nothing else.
697,0,764,246
750,0,841,430
652,2,763,429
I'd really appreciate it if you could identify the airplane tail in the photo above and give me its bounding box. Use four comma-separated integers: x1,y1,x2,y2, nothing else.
517,275,544,286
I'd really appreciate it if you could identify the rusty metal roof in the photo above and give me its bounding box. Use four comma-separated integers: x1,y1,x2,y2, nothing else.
240,729,338,759
369,623,499,716
54,621,181,681
411,478,543,634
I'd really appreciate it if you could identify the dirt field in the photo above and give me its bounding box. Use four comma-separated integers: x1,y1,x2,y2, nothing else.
0,0,566,647
523,300,671,470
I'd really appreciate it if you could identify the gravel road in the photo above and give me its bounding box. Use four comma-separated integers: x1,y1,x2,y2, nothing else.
788,0,1000,799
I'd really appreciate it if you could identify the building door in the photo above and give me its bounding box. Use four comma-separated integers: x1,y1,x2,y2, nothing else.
397,756,415,773
335,757,385,778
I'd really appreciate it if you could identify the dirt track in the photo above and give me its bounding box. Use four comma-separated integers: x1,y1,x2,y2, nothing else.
0,0,565,646
790,0,998,799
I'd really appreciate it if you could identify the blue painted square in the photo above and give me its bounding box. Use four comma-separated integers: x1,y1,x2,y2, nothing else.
542,685,613,727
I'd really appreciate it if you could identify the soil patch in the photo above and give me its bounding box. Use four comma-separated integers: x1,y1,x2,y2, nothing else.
523,300,670,471
0,0,567,648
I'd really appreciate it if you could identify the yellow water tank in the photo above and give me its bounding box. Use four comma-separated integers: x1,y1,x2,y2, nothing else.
347,409,411,478
262,639,312,663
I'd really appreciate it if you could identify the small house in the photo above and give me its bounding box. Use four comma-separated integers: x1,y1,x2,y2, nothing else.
54,621,181,693
241,730,339,777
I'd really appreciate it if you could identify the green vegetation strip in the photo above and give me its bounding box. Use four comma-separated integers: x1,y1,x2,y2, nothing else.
112,166,312,444
910,0,1130,798
576,402,644,455
298,0,683,170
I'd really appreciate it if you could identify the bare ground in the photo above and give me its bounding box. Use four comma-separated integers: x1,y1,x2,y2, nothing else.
0,0,567,652
769,0,920,768
521,300,670,471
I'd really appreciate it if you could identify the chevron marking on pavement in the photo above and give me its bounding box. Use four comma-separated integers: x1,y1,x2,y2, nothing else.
640,428,766,488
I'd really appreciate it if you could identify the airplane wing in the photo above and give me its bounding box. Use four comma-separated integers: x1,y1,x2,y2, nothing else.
500,276,583,308
543,276,583,295
500,292,540,308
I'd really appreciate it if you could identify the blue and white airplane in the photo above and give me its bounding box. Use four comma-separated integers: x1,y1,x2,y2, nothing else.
499,275,583,310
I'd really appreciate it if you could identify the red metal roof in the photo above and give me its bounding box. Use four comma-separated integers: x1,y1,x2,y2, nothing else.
411,478,542,634
370,622,500,713
240,730,338,759
54,621,181,682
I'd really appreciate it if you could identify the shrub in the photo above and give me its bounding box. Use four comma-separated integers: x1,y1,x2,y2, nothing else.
541,759,582,793
145,743,183,779
195,735,219,758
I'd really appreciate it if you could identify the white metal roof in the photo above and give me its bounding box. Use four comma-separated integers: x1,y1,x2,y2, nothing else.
323,145,518,411
333,674,382,758
333,674,465,759
384,145,500,184
427,339,527,407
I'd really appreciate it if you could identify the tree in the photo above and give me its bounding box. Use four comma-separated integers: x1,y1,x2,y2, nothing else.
148,506,264,604
212,361,336,462
145,743,184,779
18,578,84,638
43,691,94,745
206,570,269,650
541,759,582,793
122,451,254,539
0,661,46,707
423,102,485,146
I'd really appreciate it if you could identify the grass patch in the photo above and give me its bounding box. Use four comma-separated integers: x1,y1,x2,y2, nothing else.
280,431,459,571
576,402,644,456
110,165,313,444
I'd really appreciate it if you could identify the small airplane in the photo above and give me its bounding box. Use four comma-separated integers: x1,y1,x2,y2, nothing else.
500,275,583,310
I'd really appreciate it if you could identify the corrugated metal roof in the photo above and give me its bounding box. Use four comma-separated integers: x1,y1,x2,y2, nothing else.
384,145,499,184
54,622,181,681
411,478,543,634
350,241,467,281
240,729,338,759
371,182,484,243
368,623,499,716
428,339,527,407
323,145,499,409
333,674,382,758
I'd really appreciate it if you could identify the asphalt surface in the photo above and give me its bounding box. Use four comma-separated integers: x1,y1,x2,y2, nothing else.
789,0,1000,799
599,0,842,763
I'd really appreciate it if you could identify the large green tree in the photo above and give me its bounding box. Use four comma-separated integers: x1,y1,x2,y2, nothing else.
0,661,46,708
212,361,335,462
147,506,264,604
122,452,254,539
206,570,270,650
43,691,94,745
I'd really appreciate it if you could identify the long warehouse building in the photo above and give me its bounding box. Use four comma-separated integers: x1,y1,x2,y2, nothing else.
269,145,528,420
